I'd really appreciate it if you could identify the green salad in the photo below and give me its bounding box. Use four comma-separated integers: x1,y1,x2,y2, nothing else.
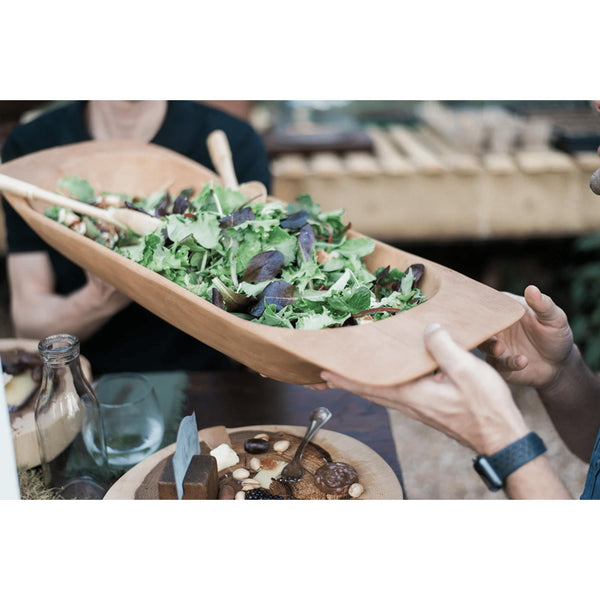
46,176,427,329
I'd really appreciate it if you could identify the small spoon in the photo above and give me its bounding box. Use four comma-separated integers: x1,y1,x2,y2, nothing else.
278,407,332,482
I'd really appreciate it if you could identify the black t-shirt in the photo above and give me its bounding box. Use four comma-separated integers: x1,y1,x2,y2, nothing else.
1,101,272,374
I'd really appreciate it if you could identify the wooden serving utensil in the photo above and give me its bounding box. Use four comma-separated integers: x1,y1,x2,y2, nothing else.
206,129,268,203
0,172,162,235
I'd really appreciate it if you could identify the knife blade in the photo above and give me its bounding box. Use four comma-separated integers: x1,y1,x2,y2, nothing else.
172,412,201,499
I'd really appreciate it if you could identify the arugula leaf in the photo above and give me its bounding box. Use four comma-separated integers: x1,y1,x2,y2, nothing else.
321,257,345,272
337,237,375,258
290,193,321,218
82,217,102,242
375,266,404,286
257,303,296,328
189,185,215,212
234,231,263,272
118,243,144,262
166,213,220,249
267,227,297,265
44,206,62,220
345,286,372,313
213,186,247,215
282,260,326,292
139,233,163,269
400,270,415,295
58,175,96,203
295,310,347,330
237,280,271,297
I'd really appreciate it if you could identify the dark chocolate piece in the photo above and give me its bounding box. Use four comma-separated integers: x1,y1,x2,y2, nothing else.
158,454,218,500
314,462,359,496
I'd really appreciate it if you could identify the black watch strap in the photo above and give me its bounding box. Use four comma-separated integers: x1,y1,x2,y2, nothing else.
473,432,547,491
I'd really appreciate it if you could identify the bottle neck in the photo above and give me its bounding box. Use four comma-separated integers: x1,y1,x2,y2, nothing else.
38,334,80,366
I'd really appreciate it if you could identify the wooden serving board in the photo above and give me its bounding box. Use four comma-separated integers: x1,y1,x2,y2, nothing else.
1,338,93,469
0,140,525,386
104,425,404,500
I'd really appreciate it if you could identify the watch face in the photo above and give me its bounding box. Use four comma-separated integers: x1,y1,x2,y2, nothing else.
473,456,503,491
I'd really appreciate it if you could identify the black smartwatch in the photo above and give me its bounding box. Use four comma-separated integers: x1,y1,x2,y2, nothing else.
473,432,547,492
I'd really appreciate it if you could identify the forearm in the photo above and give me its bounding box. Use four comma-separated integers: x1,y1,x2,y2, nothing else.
504,455,571,499
536,345,600,462
12,285,116,342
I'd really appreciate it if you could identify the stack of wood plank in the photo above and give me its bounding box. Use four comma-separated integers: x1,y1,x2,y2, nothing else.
271,104,600,242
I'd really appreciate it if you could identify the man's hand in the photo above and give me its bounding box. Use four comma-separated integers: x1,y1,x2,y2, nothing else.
478,285,574,390
311,323,571,498
319,324,529,455
84,271,132,317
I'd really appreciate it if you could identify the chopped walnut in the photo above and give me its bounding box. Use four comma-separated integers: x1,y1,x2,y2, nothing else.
316,250,332,264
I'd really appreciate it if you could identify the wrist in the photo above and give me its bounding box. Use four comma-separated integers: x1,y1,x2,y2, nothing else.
535,343,580,396
473,432,547,492
475,415,530,456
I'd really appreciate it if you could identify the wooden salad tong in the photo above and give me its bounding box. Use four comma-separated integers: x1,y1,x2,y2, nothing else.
207,129,268,203
0,172,162,236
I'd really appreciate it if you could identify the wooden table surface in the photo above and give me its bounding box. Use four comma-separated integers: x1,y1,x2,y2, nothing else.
182,369,404,492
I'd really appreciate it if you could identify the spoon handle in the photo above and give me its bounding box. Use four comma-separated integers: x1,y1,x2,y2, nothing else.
293,407,332,460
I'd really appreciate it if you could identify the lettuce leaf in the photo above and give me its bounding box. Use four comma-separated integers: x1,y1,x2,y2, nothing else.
57,175,96,203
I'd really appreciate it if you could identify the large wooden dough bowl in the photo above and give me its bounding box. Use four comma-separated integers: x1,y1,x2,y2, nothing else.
0,140,525,386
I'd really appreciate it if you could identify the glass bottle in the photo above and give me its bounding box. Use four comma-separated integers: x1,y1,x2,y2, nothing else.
34,334,109,499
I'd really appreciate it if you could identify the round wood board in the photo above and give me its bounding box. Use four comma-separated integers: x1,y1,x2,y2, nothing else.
104,424,404,500
1,338,93,469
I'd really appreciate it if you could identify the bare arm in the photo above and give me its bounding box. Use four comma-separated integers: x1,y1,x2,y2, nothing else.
535,346,600,462
7,251,131,342
502,455,571,499
481,286,600,462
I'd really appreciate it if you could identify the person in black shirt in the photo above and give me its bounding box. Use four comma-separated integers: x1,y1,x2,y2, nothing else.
1,100,272,374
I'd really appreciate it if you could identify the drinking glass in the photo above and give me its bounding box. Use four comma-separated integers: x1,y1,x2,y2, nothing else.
95,373,164,469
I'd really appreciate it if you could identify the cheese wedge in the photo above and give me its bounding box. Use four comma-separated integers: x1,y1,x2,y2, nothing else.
4,372,39,412
210,443,239,471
